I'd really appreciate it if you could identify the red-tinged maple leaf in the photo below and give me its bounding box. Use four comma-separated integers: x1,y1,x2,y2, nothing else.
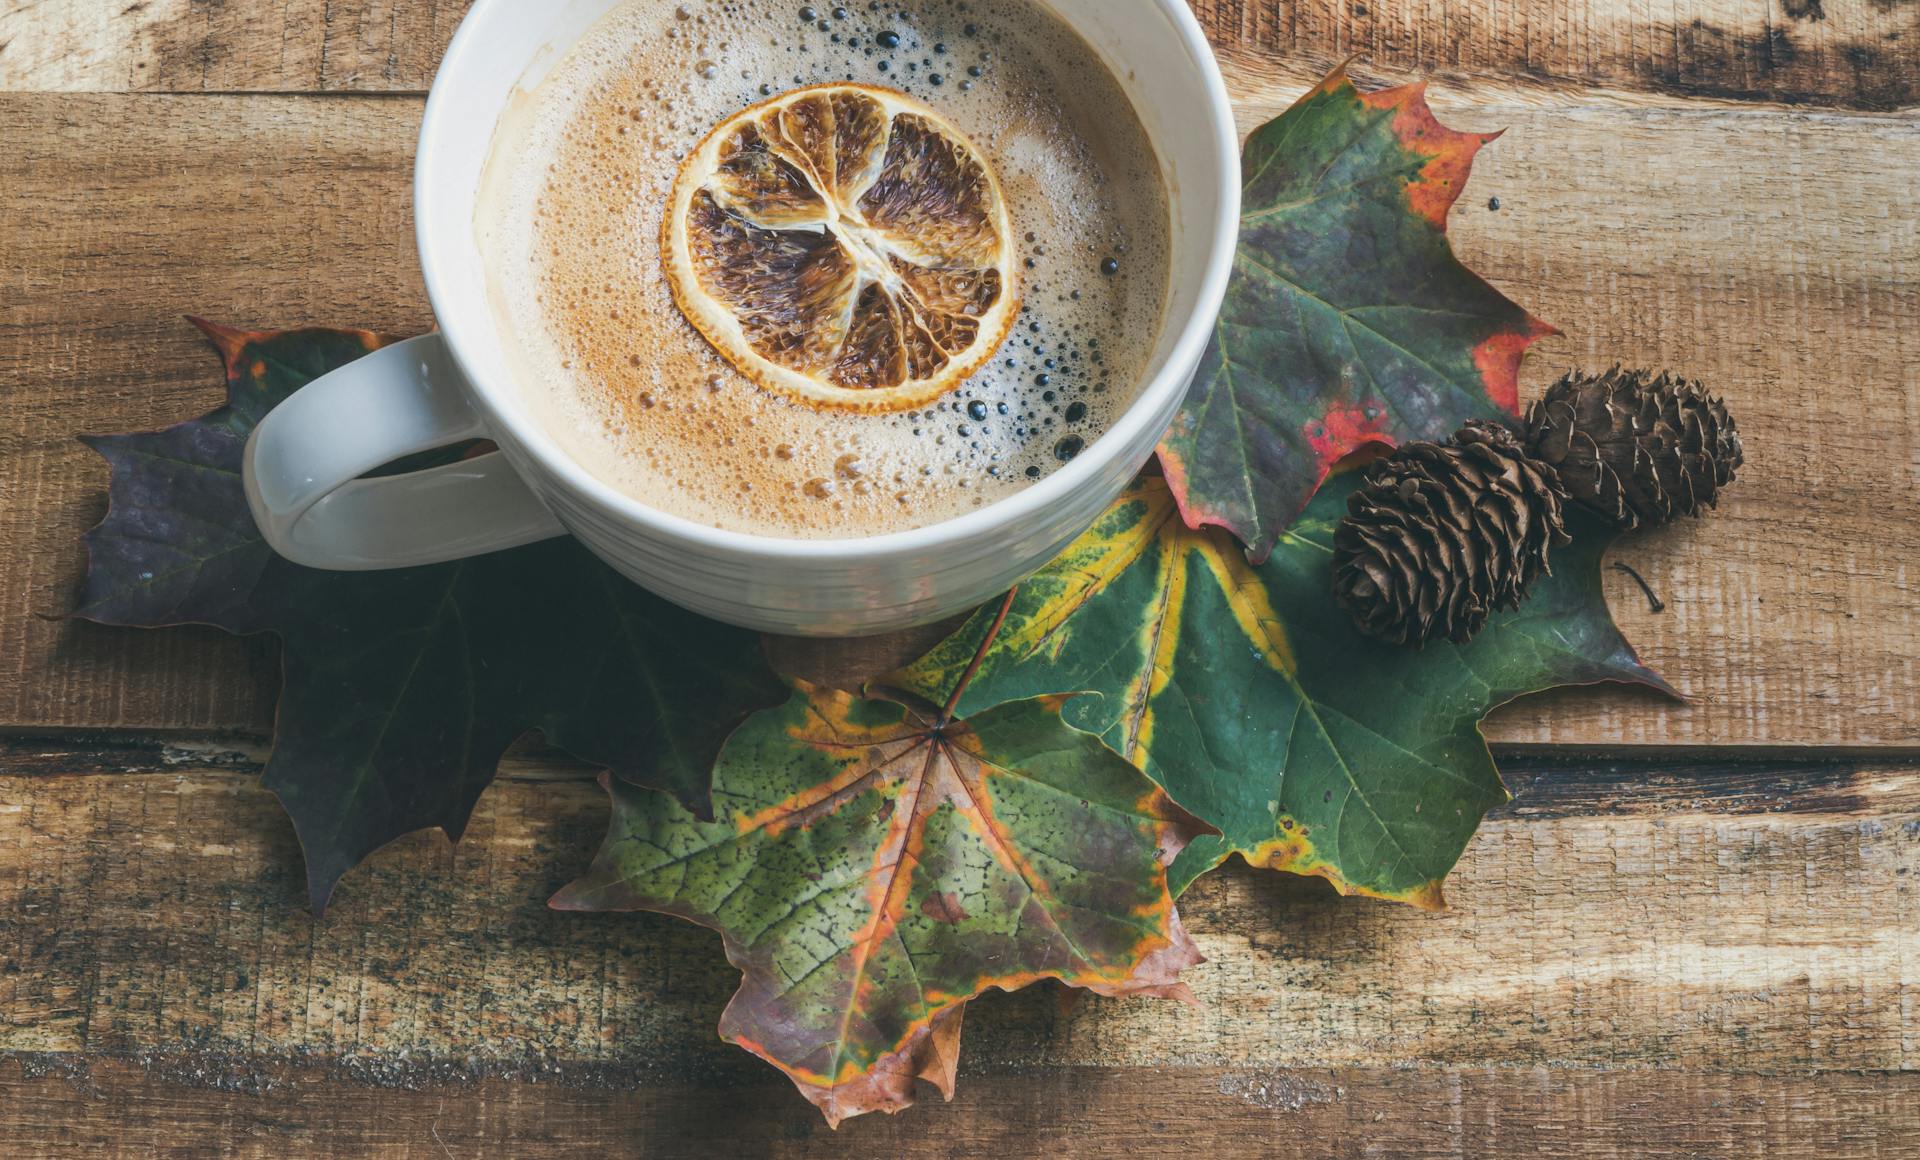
553,594,1208,1125
1158,65,1555,562
892,475,1675,908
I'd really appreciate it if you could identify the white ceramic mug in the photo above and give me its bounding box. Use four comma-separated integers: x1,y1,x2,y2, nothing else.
243,0,1239,637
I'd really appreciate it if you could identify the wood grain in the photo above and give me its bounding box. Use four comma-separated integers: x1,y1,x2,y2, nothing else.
1,90,1913,746
3,1056,1916,1158
1194,0,1920,111
4,751,1915,1073
0,94,430,735
5,0,1917,110
1,1,1914,1153
0,0,467,94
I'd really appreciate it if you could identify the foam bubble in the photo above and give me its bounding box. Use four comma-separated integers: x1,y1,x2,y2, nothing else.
477,0,1170,539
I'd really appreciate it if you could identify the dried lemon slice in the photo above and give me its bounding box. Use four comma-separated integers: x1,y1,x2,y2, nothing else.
664,84,1018,412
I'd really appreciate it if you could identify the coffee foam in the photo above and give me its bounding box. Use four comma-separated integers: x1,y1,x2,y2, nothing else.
478,0,1170,539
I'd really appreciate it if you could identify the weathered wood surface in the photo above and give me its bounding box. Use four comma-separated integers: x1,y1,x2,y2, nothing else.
4,0,1917,110
0,0,1916,1153
0,0,469,94
1,747,1916,1153
5,1059,1916,1158
1,88,1914,746
0,93,421,736
7,746,1916,1069
1197,0,1920,111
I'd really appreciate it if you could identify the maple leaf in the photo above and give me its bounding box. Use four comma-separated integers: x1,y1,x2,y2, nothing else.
75,320,787,912
553,598,1206,1126
892,475,1673,907
1157,65,1555,562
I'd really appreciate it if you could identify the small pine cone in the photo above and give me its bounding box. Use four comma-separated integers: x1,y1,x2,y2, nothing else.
1333,421,1571,647
1525,367,1743,531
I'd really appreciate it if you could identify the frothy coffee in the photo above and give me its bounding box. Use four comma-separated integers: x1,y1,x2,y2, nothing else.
478,0,1170,539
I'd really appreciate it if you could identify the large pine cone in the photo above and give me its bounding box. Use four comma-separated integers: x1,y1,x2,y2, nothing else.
1525,367,1742,530
1333,421,1570,647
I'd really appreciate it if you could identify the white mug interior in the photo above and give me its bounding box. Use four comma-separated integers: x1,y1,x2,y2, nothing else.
416,0,1238,634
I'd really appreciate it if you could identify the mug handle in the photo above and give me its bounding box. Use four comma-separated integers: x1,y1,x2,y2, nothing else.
243,333,567,570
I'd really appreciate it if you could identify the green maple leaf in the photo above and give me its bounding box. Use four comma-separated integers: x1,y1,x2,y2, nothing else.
553,655,1206,1126
1158,66,1555,562
75,320,787,912
892,475,1673,906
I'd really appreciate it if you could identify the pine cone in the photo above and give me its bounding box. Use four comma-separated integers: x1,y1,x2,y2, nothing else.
1525,367,1742,531
1333,421,1570,647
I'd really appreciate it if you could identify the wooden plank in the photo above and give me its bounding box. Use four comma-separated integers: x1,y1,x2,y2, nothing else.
0,94,430,736
1431,97,1920,749
4,0,1917,110
3,752,1916,1074
1194,0,1920,111
0,0,467,94
1,92,1913,747
2,1056,1915,1158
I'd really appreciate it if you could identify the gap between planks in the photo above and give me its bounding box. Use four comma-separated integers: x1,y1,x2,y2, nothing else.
5,733,1920,790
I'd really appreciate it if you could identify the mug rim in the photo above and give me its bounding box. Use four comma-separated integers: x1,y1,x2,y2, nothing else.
417,0,1240,562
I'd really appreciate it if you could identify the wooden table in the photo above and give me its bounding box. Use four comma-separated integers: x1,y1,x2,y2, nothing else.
2,1,1916,1155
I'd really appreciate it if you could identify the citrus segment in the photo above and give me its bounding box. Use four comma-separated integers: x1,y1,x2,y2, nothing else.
707,122,828,228
665,84,1018,411
857,114,1004,268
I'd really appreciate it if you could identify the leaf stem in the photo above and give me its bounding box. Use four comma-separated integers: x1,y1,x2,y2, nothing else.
943,587,1018,724
1611,562,1666,614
